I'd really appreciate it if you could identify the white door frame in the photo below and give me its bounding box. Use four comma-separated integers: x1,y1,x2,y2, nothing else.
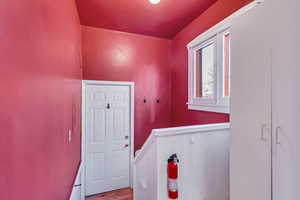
81,80,135,199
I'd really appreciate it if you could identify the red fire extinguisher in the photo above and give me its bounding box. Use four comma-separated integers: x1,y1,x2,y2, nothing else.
167,154,179,199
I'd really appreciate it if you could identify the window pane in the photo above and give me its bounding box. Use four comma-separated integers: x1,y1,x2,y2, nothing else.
223,33,230,97
195,43,215,98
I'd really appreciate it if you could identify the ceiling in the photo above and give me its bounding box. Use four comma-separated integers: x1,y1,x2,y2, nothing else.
76,0,217,38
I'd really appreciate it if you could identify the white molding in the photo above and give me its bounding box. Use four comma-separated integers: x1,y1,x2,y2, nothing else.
134,123,230,163
153,123,230,137
69,164,82,200
187,103,230,114
187,0,264,50
83,80,135,86
186,0,263,114
81,80,135,198
129,81,135,189
188,28,230,113
133,132,156,163
187,22,229,50
133,123,230,199
81,82,86,200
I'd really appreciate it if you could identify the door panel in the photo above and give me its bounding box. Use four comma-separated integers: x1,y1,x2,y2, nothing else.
230,2,272,200
113,108,126,139
92,153,105,180
86,84,130,196
107,86,130,189
272,0,300,199
93,109,106,142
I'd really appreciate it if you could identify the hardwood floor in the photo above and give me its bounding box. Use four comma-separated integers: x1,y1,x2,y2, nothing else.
86,188,133,200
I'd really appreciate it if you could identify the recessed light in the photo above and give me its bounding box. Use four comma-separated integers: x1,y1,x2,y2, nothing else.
149,0,160,5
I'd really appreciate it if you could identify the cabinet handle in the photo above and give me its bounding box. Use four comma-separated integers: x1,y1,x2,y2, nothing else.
107,103,110,109
275,126,281,144
261,124,268,141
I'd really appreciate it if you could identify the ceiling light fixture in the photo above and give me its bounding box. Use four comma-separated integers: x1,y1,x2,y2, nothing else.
149,0,160,5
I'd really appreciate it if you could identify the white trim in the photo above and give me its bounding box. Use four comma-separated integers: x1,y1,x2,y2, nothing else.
187,0,263,114
83,80,135,86
134,123,230,163
153,122,230,137
81,80,135,198
81,82,86,200
69,164,82,200
192,36,218,105
133,122,230,199
187,103,230,114
187,0,264,50
188,28,230,113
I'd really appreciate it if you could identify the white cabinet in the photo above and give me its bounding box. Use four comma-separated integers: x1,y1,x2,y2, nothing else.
271,1,300,199
230,0,300,200
230,2,272,200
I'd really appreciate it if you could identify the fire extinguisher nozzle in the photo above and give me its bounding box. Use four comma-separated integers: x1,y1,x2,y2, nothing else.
168,154,179,163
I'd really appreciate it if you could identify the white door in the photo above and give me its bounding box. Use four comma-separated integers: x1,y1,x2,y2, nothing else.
85,84,131,196
230,2,272,200
272,0,300,199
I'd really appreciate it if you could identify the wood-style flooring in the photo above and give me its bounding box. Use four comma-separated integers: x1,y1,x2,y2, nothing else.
86,188,133,200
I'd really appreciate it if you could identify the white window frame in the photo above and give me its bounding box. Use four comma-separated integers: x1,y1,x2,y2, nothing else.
187,0,263,114
191,36,218,106
187,25,230,114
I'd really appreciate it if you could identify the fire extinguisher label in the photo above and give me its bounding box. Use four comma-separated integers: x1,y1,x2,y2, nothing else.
168,178,178,192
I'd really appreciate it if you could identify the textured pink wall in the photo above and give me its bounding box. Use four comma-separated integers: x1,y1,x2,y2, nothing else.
171,0,252,126
0,0,82,199
81,26,172,150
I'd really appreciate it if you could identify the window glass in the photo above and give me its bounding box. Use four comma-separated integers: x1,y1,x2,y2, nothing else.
195,43,215,98
223,33,230,97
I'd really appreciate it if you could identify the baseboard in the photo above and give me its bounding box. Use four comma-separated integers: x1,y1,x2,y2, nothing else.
69,163,82,200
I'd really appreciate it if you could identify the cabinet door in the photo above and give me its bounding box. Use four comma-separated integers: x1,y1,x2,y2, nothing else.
230,2,272,200
271,0,300,199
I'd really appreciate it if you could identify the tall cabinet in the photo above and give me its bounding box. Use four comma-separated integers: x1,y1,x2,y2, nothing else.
230,0,300,200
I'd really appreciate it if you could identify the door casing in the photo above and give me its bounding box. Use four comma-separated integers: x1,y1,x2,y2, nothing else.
81,80,135,198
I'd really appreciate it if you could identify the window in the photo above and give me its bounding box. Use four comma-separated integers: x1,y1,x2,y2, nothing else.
195,41,215,99
223,32,230,98
187,24,230,113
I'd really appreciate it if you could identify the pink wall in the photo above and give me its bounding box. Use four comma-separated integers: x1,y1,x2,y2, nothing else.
81,0,253,150
0,0,82,199
171,0,252,126
82,26,172,150
0,0,255,199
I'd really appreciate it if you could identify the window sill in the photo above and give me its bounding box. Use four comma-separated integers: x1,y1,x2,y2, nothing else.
187,103,230,114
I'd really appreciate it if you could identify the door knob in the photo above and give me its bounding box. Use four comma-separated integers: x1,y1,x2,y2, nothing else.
125,136,129,139
107,103,110,109
124,144,129,148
